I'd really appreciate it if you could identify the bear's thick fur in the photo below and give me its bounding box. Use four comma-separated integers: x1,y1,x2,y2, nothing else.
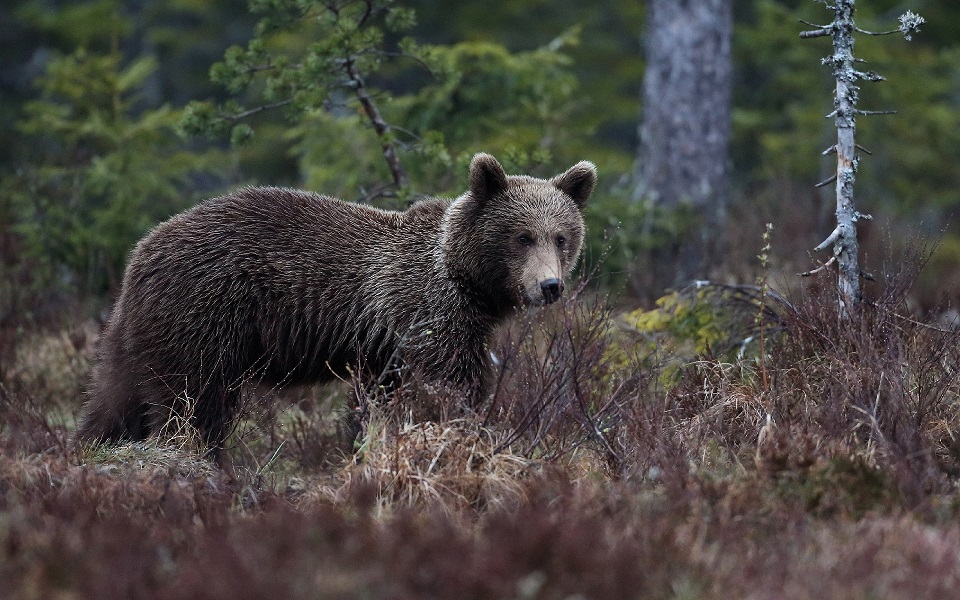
77,153,596,454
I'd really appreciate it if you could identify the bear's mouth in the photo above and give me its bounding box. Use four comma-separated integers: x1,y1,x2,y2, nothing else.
521,280,564,308
521,287,552,308
517,286,538,308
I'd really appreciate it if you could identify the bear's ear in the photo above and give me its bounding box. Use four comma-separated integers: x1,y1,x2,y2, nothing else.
469,153,508,204
551,161,597,209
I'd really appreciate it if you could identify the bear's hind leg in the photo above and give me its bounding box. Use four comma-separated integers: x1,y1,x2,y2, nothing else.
193,387,242,463
76,352,150,445
144,378,241,464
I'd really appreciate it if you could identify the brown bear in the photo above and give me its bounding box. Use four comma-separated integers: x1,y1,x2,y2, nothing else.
76,153,596,456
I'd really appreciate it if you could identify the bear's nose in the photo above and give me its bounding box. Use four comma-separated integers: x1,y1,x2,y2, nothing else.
540,278,563,304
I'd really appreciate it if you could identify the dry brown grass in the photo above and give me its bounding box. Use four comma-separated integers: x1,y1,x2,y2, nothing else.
306,416,537,515
3,260,960,598
5,319,97,410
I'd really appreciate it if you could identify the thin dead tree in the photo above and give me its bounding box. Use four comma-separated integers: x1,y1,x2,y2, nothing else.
799,1,924,316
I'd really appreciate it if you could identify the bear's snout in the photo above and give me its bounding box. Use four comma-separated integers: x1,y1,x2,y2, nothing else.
540,278,563,304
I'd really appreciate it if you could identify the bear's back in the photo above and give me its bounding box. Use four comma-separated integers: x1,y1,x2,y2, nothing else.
180,186,404,247
129,187,429,281
120,187,456,325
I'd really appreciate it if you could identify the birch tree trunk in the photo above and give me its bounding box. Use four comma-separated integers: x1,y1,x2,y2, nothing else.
632,0,733,289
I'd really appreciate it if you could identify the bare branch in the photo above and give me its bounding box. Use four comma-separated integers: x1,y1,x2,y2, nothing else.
854,27,901,36
814,226,841,253
797,264,873,284
881,306,959,333
855,10,925,39
800,256,837,277
387,124,423,142
855,70,886,82
815,173,837,188
355,183,397,204
800,29,832,38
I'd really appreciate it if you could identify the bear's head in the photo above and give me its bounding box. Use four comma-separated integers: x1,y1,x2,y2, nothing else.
442,153,596,315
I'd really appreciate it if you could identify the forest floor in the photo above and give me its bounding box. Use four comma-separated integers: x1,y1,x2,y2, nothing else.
3,269,960,599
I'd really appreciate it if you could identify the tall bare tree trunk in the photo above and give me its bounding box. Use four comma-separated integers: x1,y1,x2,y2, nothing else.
632,0,733,291
799,1,924,318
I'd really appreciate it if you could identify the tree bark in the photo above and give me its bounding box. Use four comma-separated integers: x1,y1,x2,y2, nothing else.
828,0,863,315
632,0,733,289
801,0,874,316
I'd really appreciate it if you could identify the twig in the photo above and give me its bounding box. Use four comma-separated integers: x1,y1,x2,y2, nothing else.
815,173,837,188
799,255,837,277
799,19,831,29
352,48,438,76
355,183,397,204
855,28,901,36
878,305,960,333
246,63,280,73
800,29,831,38
224,99,294,121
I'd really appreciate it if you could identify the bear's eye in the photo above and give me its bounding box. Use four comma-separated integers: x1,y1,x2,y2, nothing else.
517,234,534,247
556,235,566,248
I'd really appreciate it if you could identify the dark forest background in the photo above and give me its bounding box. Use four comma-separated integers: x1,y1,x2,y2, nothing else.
2,0,958,323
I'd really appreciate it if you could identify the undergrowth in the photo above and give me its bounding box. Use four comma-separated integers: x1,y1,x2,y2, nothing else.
2,259,960,599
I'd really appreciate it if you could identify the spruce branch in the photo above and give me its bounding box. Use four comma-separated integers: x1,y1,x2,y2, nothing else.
182,0,420,195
